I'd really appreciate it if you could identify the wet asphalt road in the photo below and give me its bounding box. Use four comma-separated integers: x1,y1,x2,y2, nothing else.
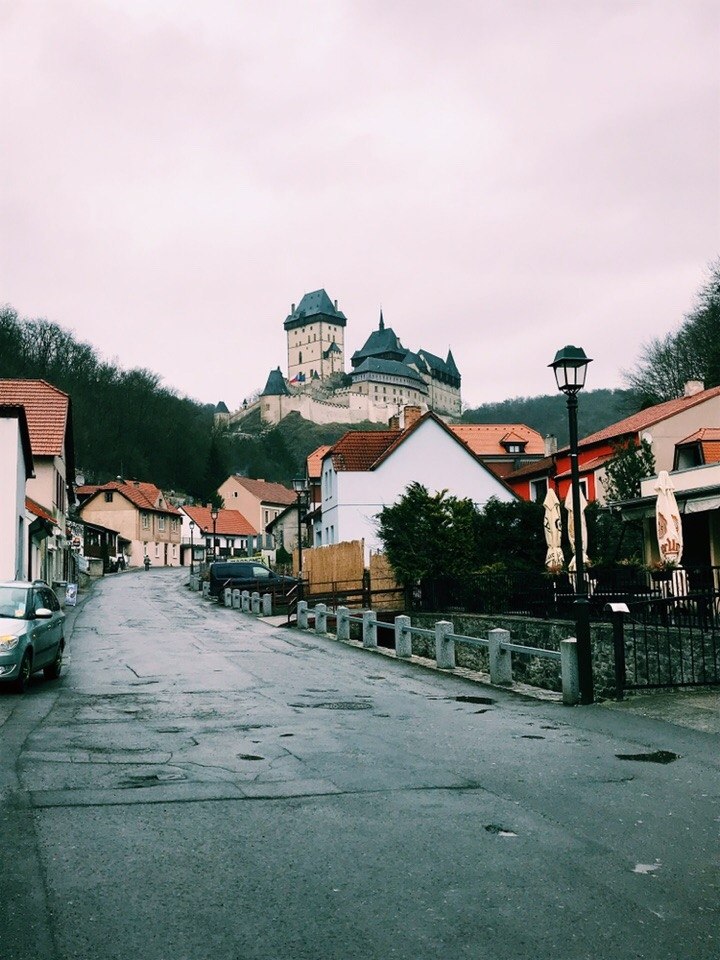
1,568,718,959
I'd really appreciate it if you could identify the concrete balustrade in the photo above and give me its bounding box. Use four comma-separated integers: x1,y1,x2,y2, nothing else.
488,628,512,685
315,603,328,634
435,620,455,670
362,610,377,649
251,592,260,614
224,587,232,607
241,591,250,613
337,606,350,640
297,600,308,629
395,615,412,659
232,588,241,610
262,593,273,616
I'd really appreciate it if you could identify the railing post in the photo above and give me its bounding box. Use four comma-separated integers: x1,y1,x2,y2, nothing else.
232,588,241,610
262,593,272,616
202,582,210,599
224,587,232,607
488,628,512,685
241,590,250,613
315,603,328,634
337,606,350,641
560,638,580,705
362,610,377,649
297,600,308,629
610,608,627,702
251,592,260,614
435,620,455,670
395,615,412,659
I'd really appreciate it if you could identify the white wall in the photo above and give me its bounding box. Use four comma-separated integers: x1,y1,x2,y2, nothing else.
321,418,516,553
0,418,28,580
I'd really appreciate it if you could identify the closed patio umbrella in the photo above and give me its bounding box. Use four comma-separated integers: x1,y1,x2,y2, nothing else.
655,470,683,565
564,487,589,573
543,488,564,570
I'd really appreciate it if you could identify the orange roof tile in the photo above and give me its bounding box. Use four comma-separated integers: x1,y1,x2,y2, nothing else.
26,496,58,527
85,480,181,515
182,505,257,536
307,445,332,479
0,379,70,456
579,385,720,447
229,477,296,506
327,430,401,472
450,423,545,456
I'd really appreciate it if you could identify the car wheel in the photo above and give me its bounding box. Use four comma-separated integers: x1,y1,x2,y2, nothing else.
44,641,64,681
14,652,32,694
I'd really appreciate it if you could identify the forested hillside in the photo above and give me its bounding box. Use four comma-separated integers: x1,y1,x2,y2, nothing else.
461,388,636,448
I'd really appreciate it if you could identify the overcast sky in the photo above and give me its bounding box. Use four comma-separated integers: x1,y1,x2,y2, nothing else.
1,0,718,411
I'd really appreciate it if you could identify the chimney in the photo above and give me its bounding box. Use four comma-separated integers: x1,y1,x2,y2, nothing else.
403,406,422,429
684,380,704,397
388,414,400,430
334,300,338,310
291,303,296,313
544,434,558,457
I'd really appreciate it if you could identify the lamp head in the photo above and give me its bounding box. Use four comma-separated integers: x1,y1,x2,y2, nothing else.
292,477,309,495
549,345,592,395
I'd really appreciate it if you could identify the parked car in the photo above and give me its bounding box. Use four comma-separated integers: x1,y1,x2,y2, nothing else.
0,580,66,693
208,561,297,598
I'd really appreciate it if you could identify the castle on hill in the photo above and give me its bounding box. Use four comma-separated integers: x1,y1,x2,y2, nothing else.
217,289,462,428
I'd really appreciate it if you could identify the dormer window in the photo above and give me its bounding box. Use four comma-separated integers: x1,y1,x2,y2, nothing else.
104,491,113,502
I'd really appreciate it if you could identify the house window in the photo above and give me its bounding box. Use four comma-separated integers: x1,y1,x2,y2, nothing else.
142,512,150,529
530,478,548,504
158,516,166,531
507,443,523,453
172,544,177,558
155,543,160,558
104,491,113,503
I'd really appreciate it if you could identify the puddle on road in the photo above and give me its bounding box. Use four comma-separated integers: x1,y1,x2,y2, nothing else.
454,696,495,705
290,701,373,711
237,753,264,761
616,750,679,764
484,824,518,837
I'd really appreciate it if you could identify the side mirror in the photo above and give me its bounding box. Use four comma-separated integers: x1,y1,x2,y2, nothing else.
34,607,53,619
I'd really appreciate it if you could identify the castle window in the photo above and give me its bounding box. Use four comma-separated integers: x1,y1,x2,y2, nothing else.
299,351,303,363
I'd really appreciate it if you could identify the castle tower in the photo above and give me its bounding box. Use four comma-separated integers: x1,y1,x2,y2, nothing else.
284,289,347,384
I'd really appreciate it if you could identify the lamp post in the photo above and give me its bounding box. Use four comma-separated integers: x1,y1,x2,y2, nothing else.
189,519,195,574
549,345,594,705
292,477,310,596
210,506,219,563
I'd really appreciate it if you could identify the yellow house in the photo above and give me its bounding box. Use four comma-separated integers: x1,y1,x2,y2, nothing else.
79,480,182,567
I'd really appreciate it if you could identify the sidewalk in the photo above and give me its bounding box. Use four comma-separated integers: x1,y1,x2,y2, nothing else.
600,686,720,734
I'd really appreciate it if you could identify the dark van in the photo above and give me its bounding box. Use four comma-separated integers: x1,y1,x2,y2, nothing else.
208,561,297,599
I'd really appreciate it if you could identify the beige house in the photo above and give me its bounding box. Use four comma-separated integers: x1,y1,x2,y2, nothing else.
79,480,182,567
217,476,296,549
0,379,76,584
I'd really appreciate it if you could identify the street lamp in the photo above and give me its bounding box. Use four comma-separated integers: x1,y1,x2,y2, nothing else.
292,477,310,594
210,505,219,563
549,345,594,705
189,519,195,574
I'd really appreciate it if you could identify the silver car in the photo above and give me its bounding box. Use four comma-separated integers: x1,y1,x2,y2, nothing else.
0,580,66,692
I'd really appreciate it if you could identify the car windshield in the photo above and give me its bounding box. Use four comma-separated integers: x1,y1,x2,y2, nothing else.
0,586,30,619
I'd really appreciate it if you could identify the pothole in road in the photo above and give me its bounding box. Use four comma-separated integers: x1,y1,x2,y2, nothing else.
616,750,680,764
454,696,495,705
237,753,264,761
120,771,186,787
484,824,518,837
290,701,373,711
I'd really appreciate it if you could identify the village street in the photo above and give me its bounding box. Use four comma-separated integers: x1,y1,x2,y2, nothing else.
1,569,718,960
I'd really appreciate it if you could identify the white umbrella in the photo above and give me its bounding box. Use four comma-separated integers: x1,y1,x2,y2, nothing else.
542,488,564,570
564,487,589,573
655,470,683,565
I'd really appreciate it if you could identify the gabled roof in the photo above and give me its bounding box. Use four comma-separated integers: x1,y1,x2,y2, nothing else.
325,430,402,472
227,476,296,506
307,445,332,479
0,403,34,478
450,424,545,456
284,289,347,329
351,313,406,365
182,505,256,536
215,401,229,413
579,385,720,448
82,480,181,515
0,379,74,477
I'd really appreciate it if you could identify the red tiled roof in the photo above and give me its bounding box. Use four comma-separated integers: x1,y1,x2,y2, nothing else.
450,423,545,456
0,379,70,456
554,452,614,480
676,428,720,465
307,445,332,479
230,477,297,506
326,430,401,472
84,480,181,515
504,456,555,481
579,385,720,448
25,496,58,527
0,403,34,477
182,505,256,536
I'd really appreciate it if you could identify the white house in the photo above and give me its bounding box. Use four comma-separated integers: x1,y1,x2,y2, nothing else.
0,404,34,580
317,412,517,555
